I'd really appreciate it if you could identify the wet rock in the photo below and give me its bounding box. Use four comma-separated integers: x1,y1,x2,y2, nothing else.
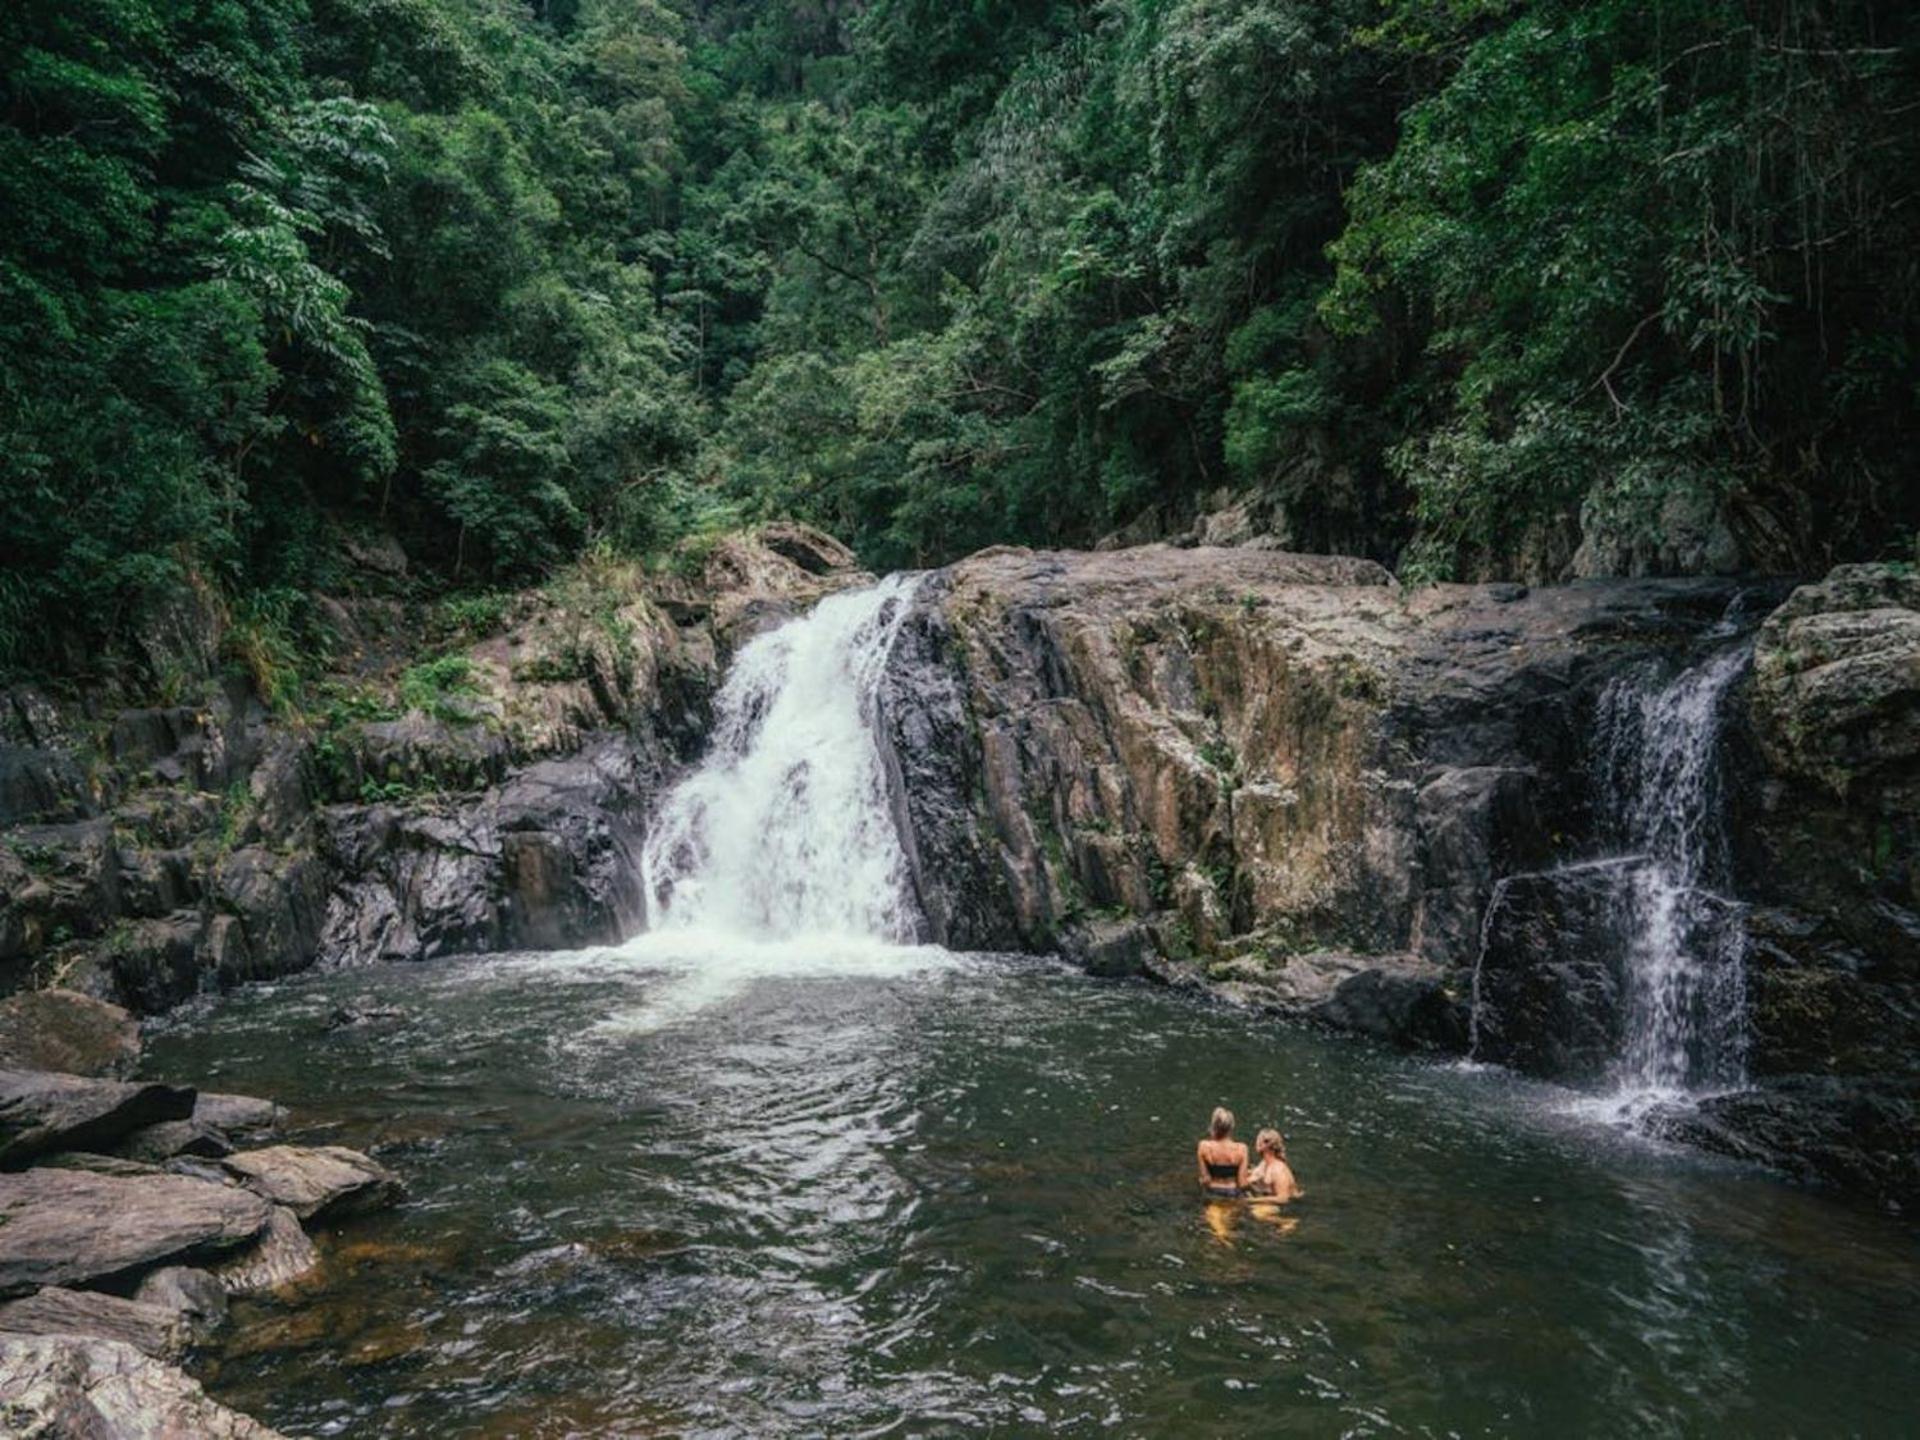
325,1001,407,1031
0,1168,269,1296
208,1205,320,1296
0,1287,189,1362
212,847,327,987
1467,866,1633,1083
131,1266,230,1343
1309,958,1467,1051
104,913,205,1015
219,1145,402,1221
0,746,90,825
1059,918,1157,978
0,1333,285,1438
1647,1078,1920,1213
0,990,141,1079
0,1069,195,1167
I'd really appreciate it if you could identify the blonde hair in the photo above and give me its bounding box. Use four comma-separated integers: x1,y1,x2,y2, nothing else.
1209,1107,1235,1139
1255,1128,1286,1159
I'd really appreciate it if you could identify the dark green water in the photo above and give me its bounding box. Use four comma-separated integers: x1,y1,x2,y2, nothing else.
145,944,1920,1438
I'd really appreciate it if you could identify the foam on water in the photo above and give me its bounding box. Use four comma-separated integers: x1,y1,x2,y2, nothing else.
612,573,946,1026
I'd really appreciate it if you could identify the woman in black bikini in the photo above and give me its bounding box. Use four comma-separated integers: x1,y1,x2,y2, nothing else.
1195,1107,1250,1198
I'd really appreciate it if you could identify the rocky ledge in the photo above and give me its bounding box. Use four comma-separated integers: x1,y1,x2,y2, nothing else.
0,523,866,1015
881,546,1919,1211
0,989,402,1437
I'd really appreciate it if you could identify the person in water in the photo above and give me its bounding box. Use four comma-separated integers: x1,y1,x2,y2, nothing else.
1196,1107,1250,1198
1247,1128,1302,1202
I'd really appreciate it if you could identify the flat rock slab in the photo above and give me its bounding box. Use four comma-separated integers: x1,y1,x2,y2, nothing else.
0,990,141,1079
0,1333,285,1438
220,1145,401,1221
0,1286,188,1362
0,1168,269,1297
0,1069,195,1168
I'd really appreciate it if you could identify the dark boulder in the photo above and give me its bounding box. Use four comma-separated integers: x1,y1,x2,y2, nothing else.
1464,863,1636,1084
0,746,90,825
0,1069,195,1168
1647,1078,1920,1213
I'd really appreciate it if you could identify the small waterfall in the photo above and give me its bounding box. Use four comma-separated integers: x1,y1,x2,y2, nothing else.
1593,639,1754,1100
638,574,925,944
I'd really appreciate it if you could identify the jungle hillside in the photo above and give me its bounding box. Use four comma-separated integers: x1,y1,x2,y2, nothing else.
4,0,1917,677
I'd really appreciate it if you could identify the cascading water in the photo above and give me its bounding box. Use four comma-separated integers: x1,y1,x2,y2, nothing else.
609,575,945,1031
1592,639,1754,1102
1464,616,1756,1116
639,573,926,943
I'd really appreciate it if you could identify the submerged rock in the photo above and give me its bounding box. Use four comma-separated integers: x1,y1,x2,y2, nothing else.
0,1333,285,1439
0,1168,270,1297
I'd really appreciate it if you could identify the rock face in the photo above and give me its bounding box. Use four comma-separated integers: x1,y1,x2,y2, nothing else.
0,524,866,1012
882,546,1916,1209
0,1333,286,1439
883,545,1746,1037
1715,563,1920,1208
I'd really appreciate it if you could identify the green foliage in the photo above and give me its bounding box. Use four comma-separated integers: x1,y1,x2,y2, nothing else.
398,653,481,722
1,0,701,677
5,0,1918,682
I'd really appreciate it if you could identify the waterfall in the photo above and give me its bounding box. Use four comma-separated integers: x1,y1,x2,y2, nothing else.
1593,638,1754,1101
637,574,925,945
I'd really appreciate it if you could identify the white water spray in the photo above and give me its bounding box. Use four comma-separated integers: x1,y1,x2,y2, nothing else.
639,573,926,943
607,576,948,1031
1593,640,1753,1103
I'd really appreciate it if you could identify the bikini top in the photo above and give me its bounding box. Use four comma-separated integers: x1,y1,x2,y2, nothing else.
1204,1158,1240,1181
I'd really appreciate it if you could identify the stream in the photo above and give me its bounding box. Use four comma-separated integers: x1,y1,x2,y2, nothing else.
147,947,1920,1437
144,580,1920,1436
